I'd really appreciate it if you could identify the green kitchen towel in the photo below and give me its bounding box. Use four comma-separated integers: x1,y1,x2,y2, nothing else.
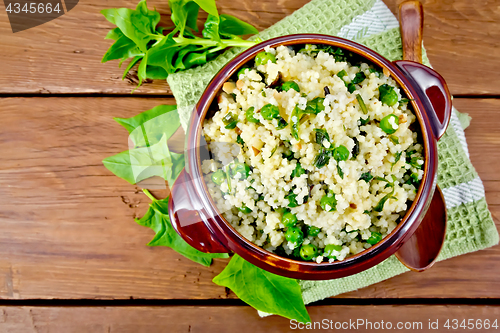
167,0,499,306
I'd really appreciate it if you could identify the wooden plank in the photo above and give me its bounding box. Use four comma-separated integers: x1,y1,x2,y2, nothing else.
0,97,498,300
0,0,499,95
2,305,500,332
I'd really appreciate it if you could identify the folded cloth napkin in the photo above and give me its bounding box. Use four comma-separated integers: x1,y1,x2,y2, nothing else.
167,0,499,307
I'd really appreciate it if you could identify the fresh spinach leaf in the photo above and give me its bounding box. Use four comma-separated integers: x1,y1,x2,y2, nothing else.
213,254,310,323
137,191,228,266
218,14,259,36
102,134,174,185
391,151,402,171
114,105,180,147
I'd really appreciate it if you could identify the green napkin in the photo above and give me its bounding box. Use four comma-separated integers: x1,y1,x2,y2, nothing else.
167,0,498,306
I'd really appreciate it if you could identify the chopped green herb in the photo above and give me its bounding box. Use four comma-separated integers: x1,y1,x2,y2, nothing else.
352,72,366,84
238,205,252,214
245,107,259,123
282,149,294,161
314,129,330,145
291,162,306,178
304,97,326,115
290,106,301,140
313,148,331,169
391,151,402,171
276,117,288,130
366,231,383,245
230,162,251,179
390,135,399,145
359,171,373,182
359,116,370,126
222,112,238,129
236,135,244,145
379,84,398,106
286,193,299,208
408,156,423,169
356,94,368,114
347,83,356,93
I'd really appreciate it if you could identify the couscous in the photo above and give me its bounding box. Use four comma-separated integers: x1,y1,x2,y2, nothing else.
201,44,424,263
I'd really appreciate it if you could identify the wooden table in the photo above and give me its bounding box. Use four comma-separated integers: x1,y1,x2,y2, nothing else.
1,0,499,331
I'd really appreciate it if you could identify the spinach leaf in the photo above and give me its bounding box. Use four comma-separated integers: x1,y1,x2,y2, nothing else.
290,106,301,140
218,14,259,36
103,135,176,185
101,1,160,53
137,191,228,266
114,105,180,147
213,254,310,323
102,35,144,64
102,0,258,88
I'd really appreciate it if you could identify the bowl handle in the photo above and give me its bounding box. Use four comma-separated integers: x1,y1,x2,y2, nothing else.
168,169,231,254
394,60,452,140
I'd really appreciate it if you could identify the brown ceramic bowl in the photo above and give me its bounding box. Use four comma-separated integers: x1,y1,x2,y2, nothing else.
168,34,451,280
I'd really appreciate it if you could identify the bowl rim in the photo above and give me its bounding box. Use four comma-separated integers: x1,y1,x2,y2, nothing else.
185,34,437,277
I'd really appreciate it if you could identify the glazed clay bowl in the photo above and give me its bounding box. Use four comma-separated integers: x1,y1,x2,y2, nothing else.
168,34,451,280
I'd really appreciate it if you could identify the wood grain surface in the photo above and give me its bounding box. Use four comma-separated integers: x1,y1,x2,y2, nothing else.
0,97,498,300
2,305,500,332
0,0,499,96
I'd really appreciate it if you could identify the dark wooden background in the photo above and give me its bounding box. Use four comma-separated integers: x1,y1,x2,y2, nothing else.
0,0,499,331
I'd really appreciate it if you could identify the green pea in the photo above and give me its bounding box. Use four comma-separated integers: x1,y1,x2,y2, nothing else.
245,107,259,123
380,114,399,134
323,244,342,259
299,244,318,260
307,226,321,237
333,145,349,161
379,84,398,106
255,51,277,66
285,193,298,208
284,226,304,247
260,104,280,120
237,67,250,78
211,170,225,185
367,231,383,245
282,211,298,227
281,81,300,92
222,112,238,129
238,205,252,214
320,192,337,212
230,162,251,179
